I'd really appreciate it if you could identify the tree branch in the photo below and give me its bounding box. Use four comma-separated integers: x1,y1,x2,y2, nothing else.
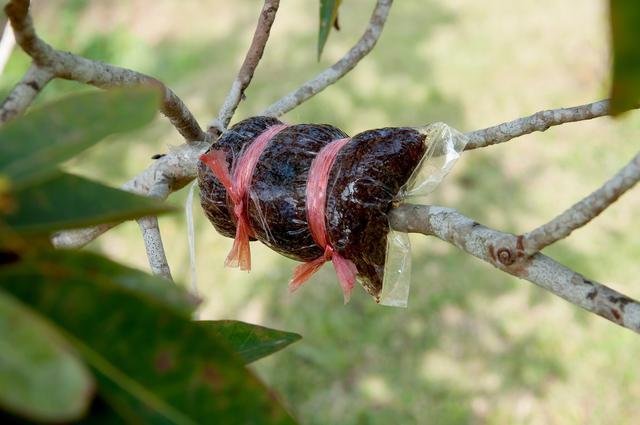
209,0,280,134
136,179,174,280
464,100,612,150
51,223,115,250
260,0,393,117
138,215,173,280
0,63,52,123
5,0,53,63
389,205,640,334
4,0,206,142
52,141,209,249
521,151,640,255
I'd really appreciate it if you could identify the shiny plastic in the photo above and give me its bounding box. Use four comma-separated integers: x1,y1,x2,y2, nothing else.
379,123,467,307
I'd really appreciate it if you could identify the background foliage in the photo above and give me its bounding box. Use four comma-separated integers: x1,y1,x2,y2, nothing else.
1,0,640,424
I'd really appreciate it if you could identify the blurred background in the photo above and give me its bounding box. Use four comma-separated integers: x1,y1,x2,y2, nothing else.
3,0,640,423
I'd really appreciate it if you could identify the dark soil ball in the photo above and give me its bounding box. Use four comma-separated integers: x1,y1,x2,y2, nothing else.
248,124,348,261
197,116,282,238
198,117,428,302
325,127,428,299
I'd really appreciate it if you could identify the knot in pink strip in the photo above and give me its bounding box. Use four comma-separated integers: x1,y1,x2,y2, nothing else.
289,137,358,303
200,124,288,271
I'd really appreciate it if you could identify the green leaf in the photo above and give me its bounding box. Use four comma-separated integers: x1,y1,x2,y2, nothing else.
0,86,160,189
205,321,301,364
318,0,342,60
609,0,640,114
0,289,94,423
31,250,198,317
4,172,173,235
0,250,297,425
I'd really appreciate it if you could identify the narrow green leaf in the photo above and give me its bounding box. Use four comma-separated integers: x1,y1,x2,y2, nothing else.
4,172,173,235
76,342,197,425
609,0,640,114
205,321,301,364
318,0,342,60
0,86,160,189
0,250,297,425
0,289,94,423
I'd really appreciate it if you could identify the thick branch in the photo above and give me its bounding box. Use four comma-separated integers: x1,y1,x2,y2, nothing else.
210,0,280,133
464,100,612,150
261,0,392,117
522,151,640,254
0,63,52,123
390,205,640,334
4,0,206,142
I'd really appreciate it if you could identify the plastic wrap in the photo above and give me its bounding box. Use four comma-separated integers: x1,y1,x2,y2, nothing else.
198,117,465,305
379,123,467,307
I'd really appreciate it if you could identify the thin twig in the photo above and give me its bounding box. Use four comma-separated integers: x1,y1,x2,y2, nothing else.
0,63,52,123
522,151,640,255
464,100,612,150
51,223,115,249
209,0,280,134
261,0,393,117
138,215,173,280
390,205,640,334
4,0,206,142
137,179,173,280
5,0,53,63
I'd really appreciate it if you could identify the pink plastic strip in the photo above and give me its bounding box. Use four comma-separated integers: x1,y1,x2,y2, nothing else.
289,137,358,303
200,124,288,271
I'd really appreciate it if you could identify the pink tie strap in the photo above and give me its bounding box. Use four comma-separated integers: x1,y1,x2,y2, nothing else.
200,124,288,271
289,137,358,303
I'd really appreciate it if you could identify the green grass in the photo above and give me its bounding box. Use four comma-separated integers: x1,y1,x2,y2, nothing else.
3,0,640,423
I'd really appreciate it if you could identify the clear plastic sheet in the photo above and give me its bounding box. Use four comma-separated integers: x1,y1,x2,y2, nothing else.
379,123,467,307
